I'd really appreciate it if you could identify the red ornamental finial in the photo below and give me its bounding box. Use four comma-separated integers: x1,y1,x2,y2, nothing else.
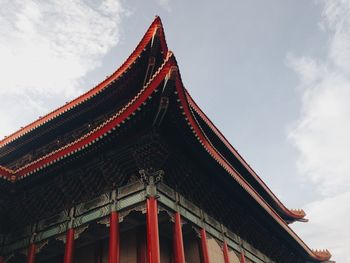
312,249,332,261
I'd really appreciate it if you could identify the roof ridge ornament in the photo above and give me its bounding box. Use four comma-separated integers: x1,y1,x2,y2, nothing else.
290,208,306,216
311,249,332,261
289,209,308,223
139,169,164,185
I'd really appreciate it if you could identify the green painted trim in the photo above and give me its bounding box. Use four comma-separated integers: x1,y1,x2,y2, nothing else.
2,237,30,255
2,181,273,263
117,190,146,210
2,184,146,255
157,183,274,263
74,206,110,228
35,222,67,243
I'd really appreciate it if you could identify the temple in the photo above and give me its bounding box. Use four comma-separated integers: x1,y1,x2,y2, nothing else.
0,17,333,263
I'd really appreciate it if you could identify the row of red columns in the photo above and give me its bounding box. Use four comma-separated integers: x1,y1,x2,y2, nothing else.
223,240,246,263
16,197,246,263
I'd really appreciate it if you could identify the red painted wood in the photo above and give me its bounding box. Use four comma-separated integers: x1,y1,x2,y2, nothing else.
17,55,175,179
240,252,246,263
186,92,305,222
222,241,230,263
173,212,185,263
0,256,4,263
0,166,12,178
146,197,161,263
200,229,210,263
0,16,168,149
108,211,120,263
27,243,36,263
173,73,326,260
63,228,75,263
2,18,173,181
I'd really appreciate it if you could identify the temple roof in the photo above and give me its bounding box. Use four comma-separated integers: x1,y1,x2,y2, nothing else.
0,16,305,224
0,16,331,262
0,16,167,152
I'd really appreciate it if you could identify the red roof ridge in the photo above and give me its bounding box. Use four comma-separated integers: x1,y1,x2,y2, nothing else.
0,16,168,149
11,51,175,181
185,91,307,222
0,165,14,180
172,61,330,262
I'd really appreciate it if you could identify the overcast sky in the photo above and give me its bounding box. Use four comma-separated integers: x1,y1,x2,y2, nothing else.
0,0,348,262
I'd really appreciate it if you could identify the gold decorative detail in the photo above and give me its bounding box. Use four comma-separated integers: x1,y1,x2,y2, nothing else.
159,206,174,221
97,216,110,227
4,254,14,263
36,240,49,253
74,225,89,240
56,225,88,243
120,203,146,221
56,233,66,243
192,227,201,238
134,203,147,214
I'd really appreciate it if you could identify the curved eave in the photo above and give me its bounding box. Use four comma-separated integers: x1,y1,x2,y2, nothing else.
0,16,168,149
0,49,331,262
0,53,174,182
171,62,331,262
185,91,307,223
0,17,331,262
8,52,175,181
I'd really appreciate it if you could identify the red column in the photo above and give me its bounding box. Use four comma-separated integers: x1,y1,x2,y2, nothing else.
173,212,185,263
146,197,161,263
0,256,4,263
240,251,246,263
63,228,75,263
222,241,230,263
27,243,36,263
200,229,210,263
108,211,120,263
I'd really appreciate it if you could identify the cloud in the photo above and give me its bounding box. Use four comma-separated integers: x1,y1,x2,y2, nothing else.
0,0,124,138
292,192,350,263
288,55,350,196
288,0,350,261
156,0,171,12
